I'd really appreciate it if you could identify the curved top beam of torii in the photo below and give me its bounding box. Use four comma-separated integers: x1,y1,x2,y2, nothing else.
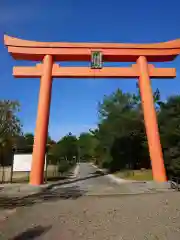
4,35,180,62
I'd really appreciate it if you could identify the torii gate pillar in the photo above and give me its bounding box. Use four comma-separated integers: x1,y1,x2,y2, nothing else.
137,56,166,182
30,55,53,185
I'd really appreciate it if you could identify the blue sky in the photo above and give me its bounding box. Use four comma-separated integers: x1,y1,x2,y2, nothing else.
1,0,180,141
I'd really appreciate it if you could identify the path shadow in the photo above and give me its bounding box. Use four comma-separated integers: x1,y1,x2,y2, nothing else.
89,170,106,175
10,225,51,240
0,185,86,210
0,171,107,210
46,171,107,190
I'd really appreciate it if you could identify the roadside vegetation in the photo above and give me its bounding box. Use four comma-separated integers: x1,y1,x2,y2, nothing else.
1,83,180,182
114,169,153,181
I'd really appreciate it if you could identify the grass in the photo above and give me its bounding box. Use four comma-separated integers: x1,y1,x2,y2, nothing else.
114,169,153,181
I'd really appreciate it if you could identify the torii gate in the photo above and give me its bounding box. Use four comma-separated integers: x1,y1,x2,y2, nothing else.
4,35,180,185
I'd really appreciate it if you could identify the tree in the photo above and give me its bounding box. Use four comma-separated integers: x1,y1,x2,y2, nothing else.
48,132,78,164
58,133,78,162
158,95,180,178
23,132,54,146
78,132,97,161
47,133,56,146
24,133,34,146
93,88,150,172
47,132,78,174
133,82,162,111
0,100,22,166
19,132,56,154
0,100,22,147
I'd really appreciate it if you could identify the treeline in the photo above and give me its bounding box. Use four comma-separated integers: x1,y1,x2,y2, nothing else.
49,84,180,179
1,84,180,179
91,85,180,179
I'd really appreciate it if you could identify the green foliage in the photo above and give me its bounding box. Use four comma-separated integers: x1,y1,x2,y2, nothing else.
48,132,78,173
0,100,22,166
57,132,78,162
23,132,54,147
115,169,153,181
0,100,22,147
2,87,180,180
158,96,180,178
24,133,34,146
58,159,71,174
92,88,150,173
78,132,97,161
92,88,180,178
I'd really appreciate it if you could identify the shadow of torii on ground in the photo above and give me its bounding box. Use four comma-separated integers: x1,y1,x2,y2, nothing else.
0,170,106,210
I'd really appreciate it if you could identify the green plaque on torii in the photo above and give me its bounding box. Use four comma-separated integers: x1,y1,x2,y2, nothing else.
91,51,102,69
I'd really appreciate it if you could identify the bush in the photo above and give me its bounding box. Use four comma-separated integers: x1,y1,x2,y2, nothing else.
101,156,111,170
58,160,71,174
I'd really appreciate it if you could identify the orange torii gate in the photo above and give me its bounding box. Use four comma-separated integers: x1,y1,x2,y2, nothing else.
4,35,180,185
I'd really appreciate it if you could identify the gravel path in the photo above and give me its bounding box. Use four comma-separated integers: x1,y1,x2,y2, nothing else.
0,163,180,239
1,192,180,239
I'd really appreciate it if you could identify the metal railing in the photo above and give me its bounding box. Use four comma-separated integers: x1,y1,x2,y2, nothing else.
170,177,180,191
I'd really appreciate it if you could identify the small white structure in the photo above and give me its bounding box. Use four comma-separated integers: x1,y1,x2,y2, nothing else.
13,154,47,172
